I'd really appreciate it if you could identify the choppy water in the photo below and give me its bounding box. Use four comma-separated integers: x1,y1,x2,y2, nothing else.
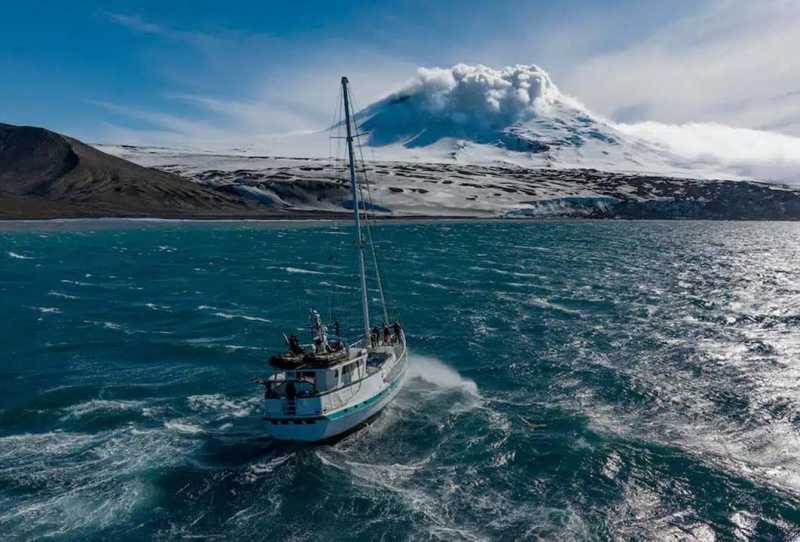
2,220,800,541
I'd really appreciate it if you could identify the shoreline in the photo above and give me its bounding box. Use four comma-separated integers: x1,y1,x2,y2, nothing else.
1,214,799,226
0,212,491,223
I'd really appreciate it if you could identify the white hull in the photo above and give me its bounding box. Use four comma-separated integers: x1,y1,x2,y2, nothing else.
264,346,407,442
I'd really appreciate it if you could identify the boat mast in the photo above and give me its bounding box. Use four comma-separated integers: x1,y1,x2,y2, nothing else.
341,76,371,341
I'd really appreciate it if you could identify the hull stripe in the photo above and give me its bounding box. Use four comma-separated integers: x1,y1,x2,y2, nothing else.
263,360,406,424
326,369,404,421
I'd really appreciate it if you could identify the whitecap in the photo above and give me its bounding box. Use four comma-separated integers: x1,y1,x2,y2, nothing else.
48,291,79,300
285,266,323,275
33,306,61,314
7,251,33,260
525,295,583,316
212,311,271,323
224,344,260,351
60,279,94,287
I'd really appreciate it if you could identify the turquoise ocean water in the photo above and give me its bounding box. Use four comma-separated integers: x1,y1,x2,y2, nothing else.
1,220,800,540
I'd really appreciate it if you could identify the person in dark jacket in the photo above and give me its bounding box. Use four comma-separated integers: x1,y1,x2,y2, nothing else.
392,321,402,342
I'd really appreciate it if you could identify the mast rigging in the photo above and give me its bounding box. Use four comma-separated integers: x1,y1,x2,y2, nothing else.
341,76,371,340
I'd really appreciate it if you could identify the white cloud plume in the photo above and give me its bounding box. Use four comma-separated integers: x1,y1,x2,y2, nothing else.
386,63,578,128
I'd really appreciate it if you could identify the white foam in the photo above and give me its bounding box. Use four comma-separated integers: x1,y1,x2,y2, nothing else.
61,400,146,420
187,394,258,419
164,420,205,435
7,251,33,260
244,454,293,483
315,447,487,541
0,427,194,538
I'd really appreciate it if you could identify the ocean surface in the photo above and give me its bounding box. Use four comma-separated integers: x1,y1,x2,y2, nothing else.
1,219,800,541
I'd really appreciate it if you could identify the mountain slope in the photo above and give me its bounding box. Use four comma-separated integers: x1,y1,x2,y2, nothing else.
100,145,800,220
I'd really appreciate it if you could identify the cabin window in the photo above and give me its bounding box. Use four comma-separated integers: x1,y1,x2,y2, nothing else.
342,363,355,385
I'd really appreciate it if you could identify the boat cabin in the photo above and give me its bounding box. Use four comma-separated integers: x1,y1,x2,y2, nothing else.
264,349,369,399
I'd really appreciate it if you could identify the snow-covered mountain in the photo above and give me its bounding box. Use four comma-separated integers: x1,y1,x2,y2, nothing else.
96,64,800,219
351,64,666,171
125,63,791,182
345,64,800,182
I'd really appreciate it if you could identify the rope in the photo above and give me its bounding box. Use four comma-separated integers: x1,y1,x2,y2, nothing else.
348,91,395,324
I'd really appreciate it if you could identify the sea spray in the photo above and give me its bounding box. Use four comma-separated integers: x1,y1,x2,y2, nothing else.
407,354,480,398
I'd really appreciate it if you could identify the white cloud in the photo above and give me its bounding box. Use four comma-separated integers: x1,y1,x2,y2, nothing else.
616,121,800,181
564,0,800,135
104,11,224,52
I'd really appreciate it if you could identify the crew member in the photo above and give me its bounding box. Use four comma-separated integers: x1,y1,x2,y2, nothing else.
288,334,303,355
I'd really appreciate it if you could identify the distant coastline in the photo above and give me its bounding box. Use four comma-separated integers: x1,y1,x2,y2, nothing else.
4,122,800,222
2,214,800,225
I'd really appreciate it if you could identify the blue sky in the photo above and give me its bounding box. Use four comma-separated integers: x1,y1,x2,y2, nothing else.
2,1,798,146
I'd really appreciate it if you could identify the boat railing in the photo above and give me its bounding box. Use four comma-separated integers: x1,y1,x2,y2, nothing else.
348,336,367,350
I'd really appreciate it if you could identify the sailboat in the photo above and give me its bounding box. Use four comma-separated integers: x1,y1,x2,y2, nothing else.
258,77,408,442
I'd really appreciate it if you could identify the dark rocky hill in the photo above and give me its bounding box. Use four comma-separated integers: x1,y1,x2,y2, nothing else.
0,123,287,219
